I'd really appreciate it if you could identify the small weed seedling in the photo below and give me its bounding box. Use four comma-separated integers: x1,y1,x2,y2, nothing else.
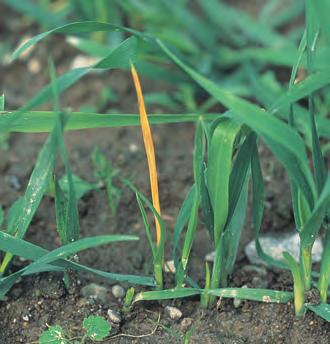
39,315,111,344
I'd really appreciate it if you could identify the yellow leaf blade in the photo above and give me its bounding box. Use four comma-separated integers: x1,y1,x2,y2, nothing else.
130,63,161,246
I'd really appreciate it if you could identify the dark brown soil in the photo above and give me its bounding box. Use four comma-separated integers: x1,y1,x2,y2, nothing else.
0,2,329,343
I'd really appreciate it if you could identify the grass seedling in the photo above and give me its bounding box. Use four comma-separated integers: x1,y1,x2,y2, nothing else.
0,95,10,150
172,116,252,307
92,147,121,217
156,12,330,318
277,1,330,318
174,120,204,289
123,287,135,313
131,63,162,245
4,5,330,321
0,61,156,298
130,63,164,289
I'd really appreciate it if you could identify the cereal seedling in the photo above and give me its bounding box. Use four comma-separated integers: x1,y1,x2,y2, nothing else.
92,147,121,217
130,63,165,289
123,287,135,313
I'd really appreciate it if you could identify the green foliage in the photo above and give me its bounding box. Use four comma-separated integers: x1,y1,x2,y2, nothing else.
82,315,111,342
0,95,9,150
123,287,135,313
0,231,153,299
125,179,166,289
2,0,330,323
39,325,68,344
156,33,329,317
0,111,217,133
307,304,330,322
92,148,121,216
0,205,3,228
175,121,203,288
59,175,99,201
135,287,293,304
39,316,111,343
0,104,59,273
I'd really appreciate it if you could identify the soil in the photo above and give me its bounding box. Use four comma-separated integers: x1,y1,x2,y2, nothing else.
0,2,329,344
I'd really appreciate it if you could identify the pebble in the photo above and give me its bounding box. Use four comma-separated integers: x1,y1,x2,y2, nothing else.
129,143,139,153
244,231,323,266
233,298,242,308
111,285,125,299
81,283,109,305
107,309,122,324
233,285,247,309
180,317,193,332
8,175,21,190
205,251,216,263
164,260,176,273
165,306,182,321
27,58,41,74
22,315,29,322
70,55,99,70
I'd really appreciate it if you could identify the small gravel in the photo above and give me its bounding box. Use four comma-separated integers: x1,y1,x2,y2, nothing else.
81,283,109,305
165,306,182,321
107,309,122,324
111,285,125,299
244,231,323,266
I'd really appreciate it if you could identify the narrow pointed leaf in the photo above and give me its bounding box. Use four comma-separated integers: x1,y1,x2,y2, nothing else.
157,40,316,209
207,118,241,244
131,63,162,245
0,111,219,133
307,304,330,322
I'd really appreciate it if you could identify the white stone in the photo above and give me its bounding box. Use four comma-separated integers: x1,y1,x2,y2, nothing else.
244,231,323,266
233,285,247,308
205,251,216,262
70,55,99,69
22,315,29,322
233,298,242,308
180,318,193,332
164,260,176,273
107,309,122,324
81,283,109,305
129,143,139,153
111,285,125,299
165,306,182,320
27,58,41,74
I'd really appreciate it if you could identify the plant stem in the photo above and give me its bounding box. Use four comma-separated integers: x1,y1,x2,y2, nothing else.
300,246,312,291
200,262,211,308
219,266,228,288
0,252,12,275
318,228,330,303
154,262,163,290
208,237,224,307
293,273,306,318
283,252,306,317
